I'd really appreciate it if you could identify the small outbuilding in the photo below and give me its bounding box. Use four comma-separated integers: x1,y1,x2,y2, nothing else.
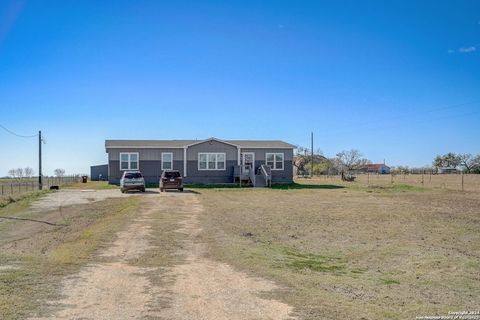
437,166,458,174
365,163,391,174
90,164,108,181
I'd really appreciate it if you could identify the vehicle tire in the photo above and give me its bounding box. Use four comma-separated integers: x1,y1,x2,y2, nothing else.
141,187,146,192
179,188,184,192
121,189,125,193
160,188,164,192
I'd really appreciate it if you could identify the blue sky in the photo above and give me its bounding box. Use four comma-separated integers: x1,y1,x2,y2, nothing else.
1,0,479,176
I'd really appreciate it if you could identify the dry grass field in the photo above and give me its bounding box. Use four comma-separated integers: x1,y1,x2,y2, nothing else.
0,177,478,319
0,190,141,319
312,173,480,192
196,177,480,319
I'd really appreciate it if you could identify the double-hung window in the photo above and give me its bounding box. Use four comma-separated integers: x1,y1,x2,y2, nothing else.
198,153,225,170
120,152,139,170
161,152,173,170
265,153,284,170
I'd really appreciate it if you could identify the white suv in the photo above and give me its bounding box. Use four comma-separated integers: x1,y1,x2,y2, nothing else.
120,171,146,193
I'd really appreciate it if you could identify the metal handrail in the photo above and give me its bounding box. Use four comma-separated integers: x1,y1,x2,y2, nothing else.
260,164,272,187
248,165,255,186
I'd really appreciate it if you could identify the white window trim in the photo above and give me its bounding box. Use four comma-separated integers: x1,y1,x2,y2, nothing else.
265,152,284,170
119,152,139,171
161,152,173,170
198,152,226,171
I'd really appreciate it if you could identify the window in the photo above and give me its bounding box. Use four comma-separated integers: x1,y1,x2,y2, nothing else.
265,153,284,170
161,152,173,170
124,172,143,179
198,153,226,170
164,171,180,178
120,152,139,170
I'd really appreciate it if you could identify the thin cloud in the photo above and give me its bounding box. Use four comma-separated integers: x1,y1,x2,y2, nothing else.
459,46,476,53
448,43,479,54
0,0,25,45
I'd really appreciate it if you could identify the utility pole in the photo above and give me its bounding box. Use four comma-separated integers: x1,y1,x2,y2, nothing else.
39,130,43,190
311,132,314,178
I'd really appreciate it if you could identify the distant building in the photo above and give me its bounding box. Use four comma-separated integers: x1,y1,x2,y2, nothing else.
365,163,391,174
437,166,458,174
90,164,108,181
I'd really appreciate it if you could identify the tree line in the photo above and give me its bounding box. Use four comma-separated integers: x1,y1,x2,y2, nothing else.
294,148,370,176
294,148,480,175
6,168,67,179
432,153,480,173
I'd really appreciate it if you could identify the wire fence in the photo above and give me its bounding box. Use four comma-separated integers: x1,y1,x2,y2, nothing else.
0,175,82,198
298,173,480,192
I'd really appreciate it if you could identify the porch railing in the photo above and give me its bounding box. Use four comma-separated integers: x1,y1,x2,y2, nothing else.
260,164,272,187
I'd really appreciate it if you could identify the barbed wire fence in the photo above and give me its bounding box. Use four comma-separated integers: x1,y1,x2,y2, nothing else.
297,172,480,192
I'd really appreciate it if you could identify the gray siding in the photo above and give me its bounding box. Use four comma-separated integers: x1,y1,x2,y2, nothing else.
186,140,237,160
240,148,294,161
107,148,184,185
90,164,108,181
185,140,238,184
108,148,183,161
184,161,237,184
108,160,184,185
241,148,294,183
106,142,294,185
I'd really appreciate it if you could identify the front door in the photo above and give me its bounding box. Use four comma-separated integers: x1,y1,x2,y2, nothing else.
241,152,255,175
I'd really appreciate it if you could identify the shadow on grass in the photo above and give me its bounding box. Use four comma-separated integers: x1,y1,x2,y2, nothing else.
272,183,345,190
185,184,241,189
184,182,346,190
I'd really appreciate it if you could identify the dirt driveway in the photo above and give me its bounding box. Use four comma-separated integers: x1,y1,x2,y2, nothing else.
32,189,295,320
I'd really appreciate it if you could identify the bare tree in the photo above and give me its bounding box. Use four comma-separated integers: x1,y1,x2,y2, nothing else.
8,168,16,178
335,149,370,173
54,168,66,177
458,153,480,173
24,167,35,178
15,168,24,179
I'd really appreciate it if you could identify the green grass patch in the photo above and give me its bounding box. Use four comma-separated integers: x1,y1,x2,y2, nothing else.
465,259,480,269
380,277,400,285
358,183,426,193
67,181,119,190
145,182,159,188
282,249,346,274
0,190,49,208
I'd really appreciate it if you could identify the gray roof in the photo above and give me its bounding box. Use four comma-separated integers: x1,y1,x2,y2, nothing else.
105,138,296,149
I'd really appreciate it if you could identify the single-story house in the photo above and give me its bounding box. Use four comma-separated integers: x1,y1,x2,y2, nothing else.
365,163,391,174
90,164,108,181
105,137,295,186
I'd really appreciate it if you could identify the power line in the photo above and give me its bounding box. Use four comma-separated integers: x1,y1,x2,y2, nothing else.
0,124,39,138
